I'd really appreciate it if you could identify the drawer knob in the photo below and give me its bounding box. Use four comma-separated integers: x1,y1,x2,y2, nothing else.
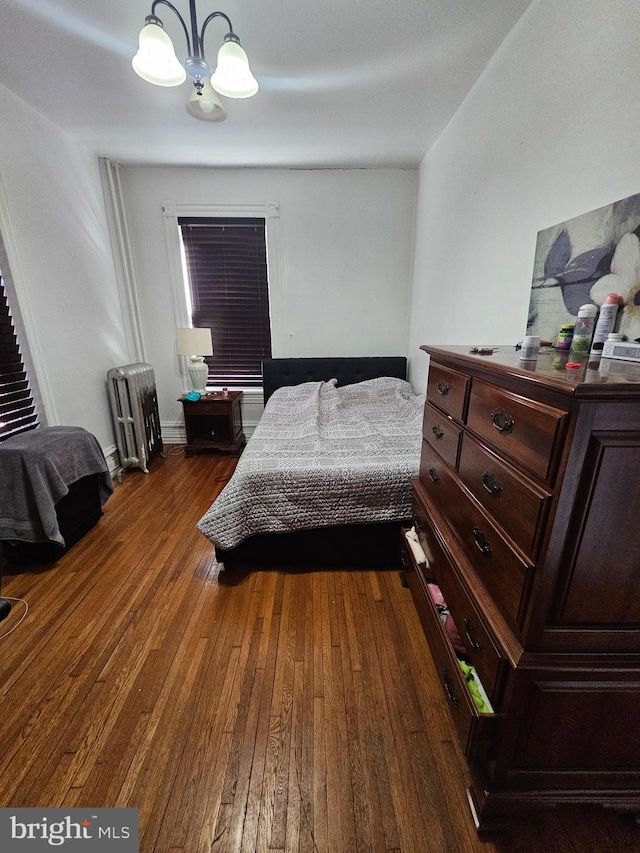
464,617,484,651
481,471,503,496
428,467,439,483
472,526,492,555
437,380,450,396
431,425,444,440
442,668,459,706
490,409,515,434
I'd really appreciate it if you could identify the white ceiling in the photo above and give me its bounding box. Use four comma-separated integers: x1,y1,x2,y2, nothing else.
0,0,532,168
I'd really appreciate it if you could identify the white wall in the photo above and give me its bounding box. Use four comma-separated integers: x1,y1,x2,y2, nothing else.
0,84,129,452
408,0,640,390
119,167,417,432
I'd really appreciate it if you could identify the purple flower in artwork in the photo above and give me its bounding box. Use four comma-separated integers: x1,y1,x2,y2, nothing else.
543,229,614,315
538,227,640,341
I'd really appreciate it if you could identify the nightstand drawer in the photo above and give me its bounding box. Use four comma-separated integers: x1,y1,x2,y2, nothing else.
182,399,234,416
458,432,551,558
427,362,470,421
467,379,568,484
422,402,462,469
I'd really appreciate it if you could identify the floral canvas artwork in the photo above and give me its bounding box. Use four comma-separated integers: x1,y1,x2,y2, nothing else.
527,192,640,343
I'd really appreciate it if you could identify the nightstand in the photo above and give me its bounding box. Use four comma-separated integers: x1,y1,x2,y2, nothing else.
179,391,246,456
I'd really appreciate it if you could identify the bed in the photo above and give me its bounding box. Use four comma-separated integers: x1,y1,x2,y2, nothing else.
197,357,423,567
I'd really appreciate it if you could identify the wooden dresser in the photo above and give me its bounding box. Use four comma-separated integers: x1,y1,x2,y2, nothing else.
402,344,640,833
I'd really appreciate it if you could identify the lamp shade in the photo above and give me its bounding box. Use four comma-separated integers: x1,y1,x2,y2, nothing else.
186,79,227,122
132,20,187,87
211,40,259,98
176,327,214,356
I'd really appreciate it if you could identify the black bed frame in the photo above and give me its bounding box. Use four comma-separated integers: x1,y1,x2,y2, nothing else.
215,356,409,569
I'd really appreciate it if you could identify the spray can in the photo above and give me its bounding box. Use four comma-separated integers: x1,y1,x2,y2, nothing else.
590,293,621,354
570,304,598,353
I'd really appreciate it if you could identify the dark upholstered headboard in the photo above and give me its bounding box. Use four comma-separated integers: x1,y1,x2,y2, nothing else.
261,356,407,405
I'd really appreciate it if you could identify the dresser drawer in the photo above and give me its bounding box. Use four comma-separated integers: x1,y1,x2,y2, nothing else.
404,517,496,757
418,438,452,500
422,401,462,468
457,433,551,558
435,553,505,705
467,379,568,484
427,362,470,421
413,505,505,704
447,480,532,634
420,442,532,632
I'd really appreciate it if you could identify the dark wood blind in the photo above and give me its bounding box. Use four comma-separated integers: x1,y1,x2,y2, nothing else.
179,217,271,386
0,270,38,441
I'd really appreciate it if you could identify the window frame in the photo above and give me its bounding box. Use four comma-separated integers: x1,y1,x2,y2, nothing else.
0,175,52,429
162,200,284,390
0,267,39,440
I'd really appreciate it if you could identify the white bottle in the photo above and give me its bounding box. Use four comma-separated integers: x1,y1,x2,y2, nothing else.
590,293,621,353
570,304,598,353
519,335,540,360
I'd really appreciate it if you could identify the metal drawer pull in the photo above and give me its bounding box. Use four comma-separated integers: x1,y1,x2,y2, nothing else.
472,526,492,554
442,668,459,706
464,617,484,651
437,380,450,396
428,467,439,483
490,409,515,434
481,471,503,496
432,424,444,440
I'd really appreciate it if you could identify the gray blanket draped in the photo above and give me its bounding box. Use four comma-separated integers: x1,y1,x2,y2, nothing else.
0,426,113,545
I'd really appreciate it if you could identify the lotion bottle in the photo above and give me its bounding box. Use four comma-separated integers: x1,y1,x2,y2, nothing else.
570,304,598,353
590,293,621,354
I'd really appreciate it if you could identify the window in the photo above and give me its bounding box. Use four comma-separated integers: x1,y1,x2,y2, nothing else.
162,199,287,392
0,268,38,441
179,217,272,387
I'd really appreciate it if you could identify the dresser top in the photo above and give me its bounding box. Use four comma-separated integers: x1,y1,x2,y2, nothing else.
421,344,640,398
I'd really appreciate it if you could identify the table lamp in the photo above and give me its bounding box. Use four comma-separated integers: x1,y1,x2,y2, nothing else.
177,327,214,394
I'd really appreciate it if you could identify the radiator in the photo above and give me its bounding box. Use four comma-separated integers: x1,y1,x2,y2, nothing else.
107,362,163,474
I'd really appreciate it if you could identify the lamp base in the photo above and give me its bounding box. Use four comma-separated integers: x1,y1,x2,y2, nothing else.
187,356,208,394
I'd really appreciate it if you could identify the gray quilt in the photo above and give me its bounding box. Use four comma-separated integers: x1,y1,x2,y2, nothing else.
197,377,424,550
0,426,113,545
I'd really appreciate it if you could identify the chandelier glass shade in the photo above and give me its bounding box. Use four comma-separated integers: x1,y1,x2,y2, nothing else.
210,37,259,98
132,1,258,119
132,19,187,86
185,77,227,121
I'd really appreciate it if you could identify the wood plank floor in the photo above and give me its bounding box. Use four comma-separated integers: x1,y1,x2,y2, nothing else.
1,449,638,852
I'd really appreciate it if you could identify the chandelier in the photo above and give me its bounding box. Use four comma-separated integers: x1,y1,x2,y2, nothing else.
132,0,258,122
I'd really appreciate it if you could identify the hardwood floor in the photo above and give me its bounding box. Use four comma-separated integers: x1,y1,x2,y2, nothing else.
0,449,638,852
